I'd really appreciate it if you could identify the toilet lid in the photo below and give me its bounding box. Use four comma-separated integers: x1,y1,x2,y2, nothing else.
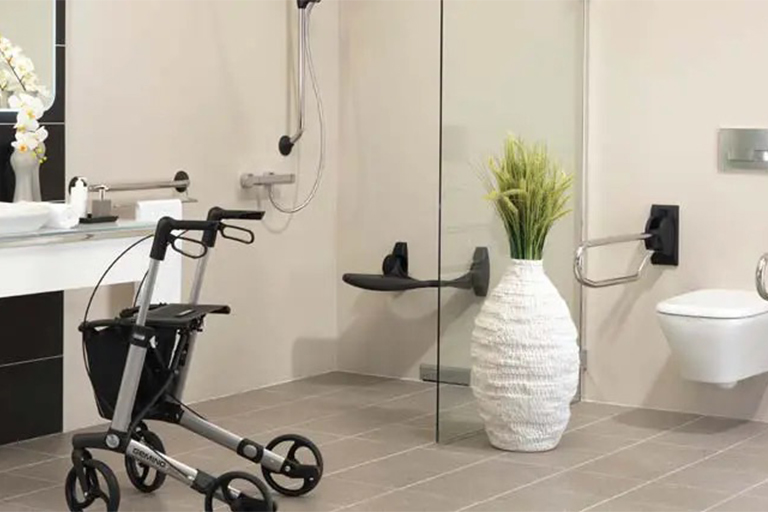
657,289,768,319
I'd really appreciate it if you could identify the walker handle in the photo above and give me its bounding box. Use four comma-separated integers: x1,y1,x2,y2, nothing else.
150,217,220,261
203,207,264,247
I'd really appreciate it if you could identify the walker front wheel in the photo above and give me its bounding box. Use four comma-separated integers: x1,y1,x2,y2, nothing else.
65,459,120,511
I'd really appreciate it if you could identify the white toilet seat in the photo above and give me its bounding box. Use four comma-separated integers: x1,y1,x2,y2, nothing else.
657,289,768,319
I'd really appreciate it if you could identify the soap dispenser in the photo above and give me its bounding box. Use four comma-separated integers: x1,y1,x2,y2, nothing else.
69,177,88,220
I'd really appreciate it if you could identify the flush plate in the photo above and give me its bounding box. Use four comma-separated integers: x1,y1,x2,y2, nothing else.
719,128,768,172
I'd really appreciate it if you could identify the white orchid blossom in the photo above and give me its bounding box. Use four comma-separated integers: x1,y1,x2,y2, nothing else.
12,131,40,153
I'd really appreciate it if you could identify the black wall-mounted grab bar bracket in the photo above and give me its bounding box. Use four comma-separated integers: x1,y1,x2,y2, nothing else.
644,204,679,266
343,242,490,297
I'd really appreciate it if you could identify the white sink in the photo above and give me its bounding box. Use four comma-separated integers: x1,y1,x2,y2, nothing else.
0,202,52,235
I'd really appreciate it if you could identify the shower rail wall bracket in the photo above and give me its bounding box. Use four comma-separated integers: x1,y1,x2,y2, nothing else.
755,253,768,301
574,204,679,289
342,242,490,297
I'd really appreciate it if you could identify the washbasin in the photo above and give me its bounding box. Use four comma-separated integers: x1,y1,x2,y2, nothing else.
0,202,51,235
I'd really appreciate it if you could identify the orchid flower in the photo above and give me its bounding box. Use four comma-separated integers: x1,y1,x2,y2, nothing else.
12,131,39,153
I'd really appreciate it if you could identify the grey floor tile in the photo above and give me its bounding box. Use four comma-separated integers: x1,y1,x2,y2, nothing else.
465,492,596,512
321,438,417,474
654,417,768,449
709,493,768,512
277,475,393,511
191,389,296,419
538,470,644,500
557,430,640,453
343,489,459,512
266,372,388,398
14,424,108,458
657,461,768,494
570,402,634,418
142,421,211,455
333,448,485,489
430,431,500,458
355,424,436,449
0,501,38,511
587,482,729,512
565,413,610,433
302,372,394,388
700,451,768,476
299,407,420,437
0,448,56,474
259,427,345,447
740,478,768,497
13,457,77,484
577,409,701,440
408,459,557,508
578,442,713,480
0,474,62,502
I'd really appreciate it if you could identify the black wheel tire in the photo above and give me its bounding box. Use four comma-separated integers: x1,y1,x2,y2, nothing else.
64,459,121,512
203,471,275,512
261,434,323,497
125,429,167,493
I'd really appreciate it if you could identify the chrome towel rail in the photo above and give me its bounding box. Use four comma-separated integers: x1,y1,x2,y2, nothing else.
574,204,680,289
756,253,768,300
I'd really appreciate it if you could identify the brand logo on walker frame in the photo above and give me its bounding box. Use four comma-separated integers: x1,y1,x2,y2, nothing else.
132,447,167,469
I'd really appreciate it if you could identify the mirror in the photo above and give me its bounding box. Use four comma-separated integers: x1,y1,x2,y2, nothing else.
0,0,56,111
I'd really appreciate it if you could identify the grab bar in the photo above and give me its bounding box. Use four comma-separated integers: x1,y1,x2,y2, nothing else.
574,233,654,289
89,171,190,197
756,253,768,300
574,204,680,289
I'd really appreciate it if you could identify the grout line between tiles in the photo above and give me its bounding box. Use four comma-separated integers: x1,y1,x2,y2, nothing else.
580,423,768,512
452,415,706,512
702,474,768,511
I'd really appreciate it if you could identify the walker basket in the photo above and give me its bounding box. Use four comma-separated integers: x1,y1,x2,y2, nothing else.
80,303,230,421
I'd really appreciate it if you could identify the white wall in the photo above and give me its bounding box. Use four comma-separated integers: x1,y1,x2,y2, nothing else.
64,0,340,430
586,0,768,420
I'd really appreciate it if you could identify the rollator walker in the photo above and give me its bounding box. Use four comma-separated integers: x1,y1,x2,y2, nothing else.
65,208,323,511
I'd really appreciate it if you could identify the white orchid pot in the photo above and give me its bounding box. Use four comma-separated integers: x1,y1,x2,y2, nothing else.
471,259,579,452
10,143,44,203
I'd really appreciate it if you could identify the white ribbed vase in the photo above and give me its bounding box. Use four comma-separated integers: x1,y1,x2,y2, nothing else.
471,259,579,452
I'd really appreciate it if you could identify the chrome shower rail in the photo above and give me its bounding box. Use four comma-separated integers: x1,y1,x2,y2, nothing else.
574,233,654,288
756,253,768,300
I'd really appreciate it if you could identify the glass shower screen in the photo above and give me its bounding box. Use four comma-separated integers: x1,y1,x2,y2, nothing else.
436,0,586,444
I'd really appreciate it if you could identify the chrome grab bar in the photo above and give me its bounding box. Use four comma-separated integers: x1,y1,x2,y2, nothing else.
88,171,190,198
573,205,680,290
756,253,768,300
574,233,654,289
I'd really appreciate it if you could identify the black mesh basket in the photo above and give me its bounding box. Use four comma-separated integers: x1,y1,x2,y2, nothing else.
80,303,230,422
81,323,179,421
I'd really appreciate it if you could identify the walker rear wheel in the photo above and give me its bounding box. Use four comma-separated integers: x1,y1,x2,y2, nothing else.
261,434,323,497
125,429,167,493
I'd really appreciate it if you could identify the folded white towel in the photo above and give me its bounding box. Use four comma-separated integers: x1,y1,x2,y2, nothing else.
44,203,79,229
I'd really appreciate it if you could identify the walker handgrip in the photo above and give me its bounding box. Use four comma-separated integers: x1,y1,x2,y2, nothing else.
206,207,265,222
150,217,219,261
204,207,264,247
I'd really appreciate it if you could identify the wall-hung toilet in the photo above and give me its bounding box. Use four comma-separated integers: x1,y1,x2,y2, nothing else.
657,289,768,389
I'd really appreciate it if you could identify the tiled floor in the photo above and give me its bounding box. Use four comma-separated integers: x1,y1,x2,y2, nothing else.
1,372,768,511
